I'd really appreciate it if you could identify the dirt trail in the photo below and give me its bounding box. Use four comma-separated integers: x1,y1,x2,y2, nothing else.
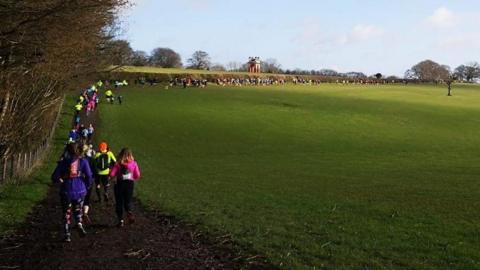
0,93,272,270
1,188,270,269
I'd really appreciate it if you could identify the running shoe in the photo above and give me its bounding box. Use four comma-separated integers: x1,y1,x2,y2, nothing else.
78,223,87,237
64,234,72,243
117,220,125,228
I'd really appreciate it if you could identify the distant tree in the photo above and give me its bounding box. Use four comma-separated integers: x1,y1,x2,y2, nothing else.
404,69,416,79
406,60,450,81
227,61,243,71
239,63,249,72
210,63,226,71
446,72,457,96
131,50,149,66
454,65,467,81
261,58,282,73
102,40,135,66
150,47,182,68
319,69,339,76
386,75,400,81
375,73,382,80
454,62,480,82
346,72,366,78
187,50,211,70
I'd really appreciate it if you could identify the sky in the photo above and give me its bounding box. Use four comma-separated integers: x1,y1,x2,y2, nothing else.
121,0,480,76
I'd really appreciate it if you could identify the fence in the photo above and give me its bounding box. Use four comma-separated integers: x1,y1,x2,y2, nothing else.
0,95,65,184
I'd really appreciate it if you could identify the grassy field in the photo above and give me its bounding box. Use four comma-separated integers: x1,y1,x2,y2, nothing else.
99,83,480,269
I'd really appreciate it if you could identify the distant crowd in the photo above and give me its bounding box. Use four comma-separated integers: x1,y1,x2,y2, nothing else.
129,76,406,89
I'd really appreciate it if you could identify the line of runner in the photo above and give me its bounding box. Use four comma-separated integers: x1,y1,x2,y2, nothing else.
51,80,141,243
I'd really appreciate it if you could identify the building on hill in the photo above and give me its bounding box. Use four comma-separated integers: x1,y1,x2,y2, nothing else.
248,57,261,73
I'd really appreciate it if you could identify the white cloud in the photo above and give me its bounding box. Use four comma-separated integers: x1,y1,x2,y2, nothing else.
293,21,384,50
427,7,456,28
339,24,384,45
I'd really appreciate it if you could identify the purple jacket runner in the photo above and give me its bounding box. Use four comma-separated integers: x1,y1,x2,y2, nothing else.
52,158,93,201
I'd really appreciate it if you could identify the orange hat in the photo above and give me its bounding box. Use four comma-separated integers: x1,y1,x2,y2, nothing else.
99,142,108,152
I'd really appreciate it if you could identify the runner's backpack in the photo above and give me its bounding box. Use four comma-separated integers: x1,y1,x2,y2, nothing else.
120,164,132,180
66,159,81,179
96,153,110,171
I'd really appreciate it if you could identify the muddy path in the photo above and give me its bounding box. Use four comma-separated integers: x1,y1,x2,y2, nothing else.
0,188,269,269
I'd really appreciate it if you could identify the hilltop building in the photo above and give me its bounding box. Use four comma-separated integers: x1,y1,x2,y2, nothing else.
248,57,261,73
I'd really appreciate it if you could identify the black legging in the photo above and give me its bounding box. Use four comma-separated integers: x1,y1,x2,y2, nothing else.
114,180,134,220
95,174,110,200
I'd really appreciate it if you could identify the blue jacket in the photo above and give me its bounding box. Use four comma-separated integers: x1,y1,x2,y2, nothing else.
52,158,93,201
69,131,79,141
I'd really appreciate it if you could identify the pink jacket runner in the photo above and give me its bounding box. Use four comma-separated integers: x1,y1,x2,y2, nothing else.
109,160,141,181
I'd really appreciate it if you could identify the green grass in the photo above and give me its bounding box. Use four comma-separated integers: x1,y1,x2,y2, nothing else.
0,100,72,235
99,83,480,269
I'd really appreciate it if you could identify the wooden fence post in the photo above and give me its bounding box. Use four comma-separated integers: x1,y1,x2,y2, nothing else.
24,153,27,170
1,157,5,182
0,95,65,186
17,153,22,176
10,155,14,179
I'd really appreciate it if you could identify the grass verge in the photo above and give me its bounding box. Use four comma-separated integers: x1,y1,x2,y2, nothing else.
0,98,73,236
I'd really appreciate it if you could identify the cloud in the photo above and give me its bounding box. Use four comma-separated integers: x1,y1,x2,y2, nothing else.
427,7,456,28
293,20,384,51
338,24,384,45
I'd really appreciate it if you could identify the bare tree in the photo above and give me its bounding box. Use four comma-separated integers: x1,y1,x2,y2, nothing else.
150,47,182,68
0,0,130,157
261,58,282,73
454,62,480,82
227,61,242,71
319,69,339,76
101,39,135,66
131,50,149,66
406,60,450,81
187,51,211,70
210,63,226,71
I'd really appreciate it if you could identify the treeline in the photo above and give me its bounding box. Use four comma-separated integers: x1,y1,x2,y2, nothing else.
405,60,480,83
0,0,130,158
114,40,480,83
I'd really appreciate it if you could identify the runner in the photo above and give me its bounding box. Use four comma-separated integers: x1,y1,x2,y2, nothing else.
51,143,93,242
109,148,141,227
105,89,114,104
74,114,81,130
69,128,79,143
94,142,116,203
74,103,83,115
83,144,96,224
87,124,94,144
80,125,89,144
